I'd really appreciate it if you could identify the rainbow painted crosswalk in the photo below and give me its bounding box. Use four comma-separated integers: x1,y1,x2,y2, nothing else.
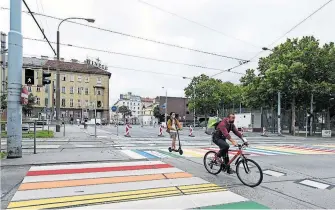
7,160,268,209
121,144,335,160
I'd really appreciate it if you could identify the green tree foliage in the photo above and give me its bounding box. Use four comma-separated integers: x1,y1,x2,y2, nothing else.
1,94,7,110
118,105,132,119
153,105,161,119
241,36,335,134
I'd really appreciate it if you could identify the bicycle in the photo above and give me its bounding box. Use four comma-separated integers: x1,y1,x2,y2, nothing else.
203,142,263,187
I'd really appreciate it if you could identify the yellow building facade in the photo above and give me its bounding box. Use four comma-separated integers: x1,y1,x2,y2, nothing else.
21,57,111,122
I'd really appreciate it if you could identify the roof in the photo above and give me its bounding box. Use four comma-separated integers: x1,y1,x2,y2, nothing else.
141,97,155,102
41,60,111,77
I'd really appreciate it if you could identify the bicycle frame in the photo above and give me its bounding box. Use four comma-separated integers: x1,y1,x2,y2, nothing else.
213,145,250,166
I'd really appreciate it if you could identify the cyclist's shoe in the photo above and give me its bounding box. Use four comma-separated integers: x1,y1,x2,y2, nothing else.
226,167,235,174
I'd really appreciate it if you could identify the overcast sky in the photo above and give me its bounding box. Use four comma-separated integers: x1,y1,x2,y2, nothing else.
0,0,334,105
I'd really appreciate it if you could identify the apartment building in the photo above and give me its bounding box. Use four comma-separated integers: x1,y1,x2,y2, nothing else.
21,56,111,122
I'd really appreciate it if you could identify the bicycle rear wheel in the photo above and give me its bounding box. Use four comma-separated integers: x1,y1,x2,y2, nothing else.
203,151,222,175
236,158,263,187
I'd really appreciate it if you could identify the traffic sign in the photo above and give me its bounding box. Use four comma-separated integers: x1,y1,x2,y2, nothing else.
111,106,117,112
45,108,51,113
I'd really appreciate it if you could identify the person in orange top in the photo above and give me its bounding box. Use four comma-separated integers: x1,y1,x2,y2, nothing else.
167,112,182,150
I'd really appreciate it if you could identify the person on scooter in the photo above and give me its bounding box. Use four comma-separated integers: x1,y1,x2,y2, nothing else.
167,112,182,150
212,113,248,174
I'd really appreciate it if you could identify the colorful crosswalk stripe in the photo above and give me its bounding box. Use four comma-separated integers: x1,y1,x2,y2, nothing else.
7,160,266,209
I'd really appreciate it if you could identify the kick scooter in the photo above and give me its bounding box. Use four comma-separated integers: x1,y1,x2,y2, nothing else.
168,129,183,155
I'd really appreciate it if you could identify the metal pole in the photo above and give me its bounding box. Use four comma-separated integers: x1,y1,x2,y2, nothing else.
239,102,242,113
94,87,97,137
51,80,54,123
33,121,36,154
277,91,281,136
63,120,65,137
306,110,308,138
55,30,60,132
193,86,195,128
116,111,119,136
46,66,50,126
310,93,313,136
7,0,23,158
165,90,167,126
0,32,6,153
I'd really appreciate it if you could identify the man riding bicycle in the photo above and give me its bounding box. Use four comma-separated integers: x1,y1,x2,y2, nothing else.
212,113,248,174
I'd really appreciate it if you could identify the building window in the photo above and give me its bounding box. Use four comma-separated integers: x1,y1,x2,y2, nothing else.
85,88,89,95
85,76,89,83
77,87,81,94
70,75,74,82
78,99,81,107
54,74,56,80
37,87,41,92
138,103,140,105
97,90,101,95
97,77,102,84
53,98,56,106
61,98,66,107
70,86,74,94
138,111,140,114
28,86,32,92
62,75,66,81
62,86,66,93
70,99,74,107
77,76,82,82
36,97,40,105
45,98,48,107
85,100,89,107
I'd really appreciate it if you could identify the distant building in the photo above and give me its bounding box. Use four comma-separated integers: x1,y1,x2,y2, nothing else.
113,92,142,124
2,56,111,122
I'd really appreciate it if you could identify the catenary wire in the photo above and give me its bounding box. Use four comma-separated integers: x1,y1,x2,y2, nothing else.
210,0,334,78
0,7,248,62
23,37,246,75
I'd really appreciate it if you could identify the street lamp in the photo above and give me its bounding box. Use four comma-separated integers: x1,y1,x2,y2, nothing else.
261,47,282,136
183,77,196,128
56,17,95,132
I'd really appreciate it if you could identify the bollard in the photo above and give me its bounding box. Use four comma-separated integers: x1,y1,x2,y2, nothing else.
188,125,195,137
34,121,36,154
124,124,131,137
158,125,164,137
63,121,65,137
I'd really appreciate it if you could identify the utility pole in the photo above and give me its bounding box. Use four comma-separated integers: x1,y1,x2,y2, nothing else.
94,87,97,137
0,32,6,153
46,66,50,125
56,30,61,132
7,0,23,158
310,93,313,136
165,89,167,126
193,86,195,128
277,91,282,136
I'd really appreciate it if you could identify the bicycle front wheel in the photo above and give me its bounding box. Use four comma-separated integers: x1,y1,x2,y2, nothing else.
203,151,223,175
236,158,263,187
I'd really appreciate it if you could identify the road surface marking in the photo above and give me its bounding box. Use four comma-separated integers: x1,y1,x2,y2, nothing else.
8,160,267,209
23,168,182,183
263,170,286,177
132,150,159,159
144,150,169,158
299,180,331,189
19,172,192,190
121,150,146,159
27,163,172,176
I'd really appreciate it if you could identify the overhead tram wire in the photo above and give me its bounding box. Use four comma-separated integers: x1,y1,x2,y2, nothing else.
210,0,334,78
21,0,56,55
0,7,248,62
23,37,245,75
138,0,262,49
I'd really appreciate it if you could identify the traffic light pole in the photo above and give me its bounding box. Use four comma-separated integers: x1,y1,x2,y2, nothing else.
56,30,60,132
7,0,23,158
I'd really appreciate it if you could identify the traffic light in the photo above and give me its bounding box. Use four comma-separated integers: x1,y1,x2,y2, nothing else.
37,70,51,86
24,68,35,85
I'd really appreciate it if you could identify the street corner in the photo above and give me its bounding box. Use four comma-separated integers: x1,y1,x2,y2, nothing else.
5,160,269,209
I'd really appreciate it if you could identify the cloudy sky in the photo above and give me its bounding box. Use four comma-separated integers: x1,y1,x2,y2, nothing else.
0,0,334,104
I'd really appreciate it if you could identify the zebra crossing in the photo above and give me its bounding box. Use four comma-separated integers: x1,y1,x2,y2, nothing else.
121,144,335,160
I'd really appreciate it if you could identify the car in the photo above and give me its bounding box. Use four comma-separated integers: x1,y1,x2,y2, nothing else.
118,121,125,125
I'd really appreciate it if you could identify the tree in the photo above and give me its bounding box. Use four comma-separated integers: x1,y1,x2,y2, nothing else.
241,36,335,135
1,94,7,110
118,105,132,120
22,93,35,117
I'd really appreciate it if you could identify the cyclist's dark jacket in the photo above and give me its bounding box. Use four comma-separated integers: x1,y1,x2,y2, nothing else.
213,118,242,140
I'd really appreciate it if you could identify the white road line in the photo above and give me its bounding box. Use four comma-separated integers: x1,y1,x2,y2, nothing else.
144,150,169,158
299,180,330,189
68,191,248,209
263,170,285,177
29,160,164,171
121,150,146,159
